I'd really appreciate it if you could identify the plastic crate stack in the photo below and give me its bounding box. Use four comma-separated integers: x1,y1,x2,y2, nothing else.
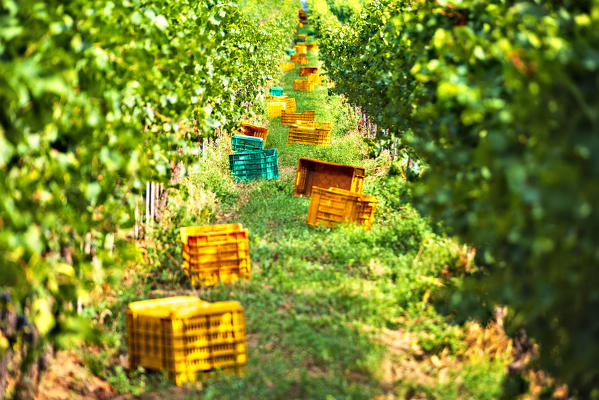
288,121,331,145
235,122,268,143
266,95,296,118
276,29,331,146
293,158,378,230
293,44,307,55
181,224,251,286
281,110,315,126
299,67,322,84
228,119,279,181
294,66,321,92
299,8,307,22
290,54,308,64
125,223,254,384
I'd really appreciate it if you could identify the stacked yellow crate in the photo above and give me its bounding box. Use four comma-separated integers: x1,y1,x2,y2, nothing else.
295,67,322,90
281,110,316,126
288,121,331,145
267,101,286,118
266,96,296,117
180,224,251,286
280,62,295,71
294,44,307,55
293,79,315,91
290,54,309,64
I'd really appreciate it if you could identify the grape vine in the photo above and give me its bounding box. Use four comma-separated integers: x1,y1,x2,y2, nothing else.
310,0,599,396
0,0,297,372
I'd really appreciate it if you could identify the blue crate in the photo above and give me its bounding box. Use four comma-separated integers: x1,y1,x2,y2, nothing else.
285,49,296,55
269,87,283,96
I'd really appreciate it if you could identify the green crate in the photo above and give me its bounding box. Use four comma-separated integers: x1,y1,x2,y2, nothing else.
229,149,279,181
232,135,264,152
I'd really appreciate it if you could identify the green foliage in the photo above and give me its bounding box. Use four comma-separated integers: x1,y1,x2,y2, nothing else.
310,0,599,396
324,0,364,23
0,0,298,366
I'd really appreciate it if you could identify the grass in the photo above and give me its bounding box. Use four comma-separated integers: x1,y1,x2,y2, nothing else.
80,21,518,400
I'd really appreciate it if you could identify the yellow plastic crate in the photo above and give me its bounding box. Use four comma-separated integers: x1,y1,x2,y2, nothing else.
285,97,297,113
306,43,318,51
280,62,296,72
281,110,315,126
293,79,315,91
127,296,247,385
298,23,303,28
296,120,331,132
297,34,307,40
307,187,377,230
307,74,322,85
294,44,307,55
180,224,251,286
267,101,286,118
279,96,297,113
290,54,309,64
288,121,331,145
267,96,296,113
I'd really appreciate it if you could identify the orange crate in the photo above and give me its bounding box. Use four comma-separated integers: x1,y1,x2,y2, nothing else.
299,67,318,76
307,187,377,230
281,110,315,126
293,79,315,91
127,296,247,385
288,121,331,145
180,224,251,286
235,122,268,145
306,43,318,51
290,54,309,64
294,158,365,197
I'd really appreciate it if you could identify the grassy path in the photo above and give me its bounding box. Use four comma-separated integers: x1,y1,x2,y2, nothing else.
175,25,510,400
196,31,389,399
